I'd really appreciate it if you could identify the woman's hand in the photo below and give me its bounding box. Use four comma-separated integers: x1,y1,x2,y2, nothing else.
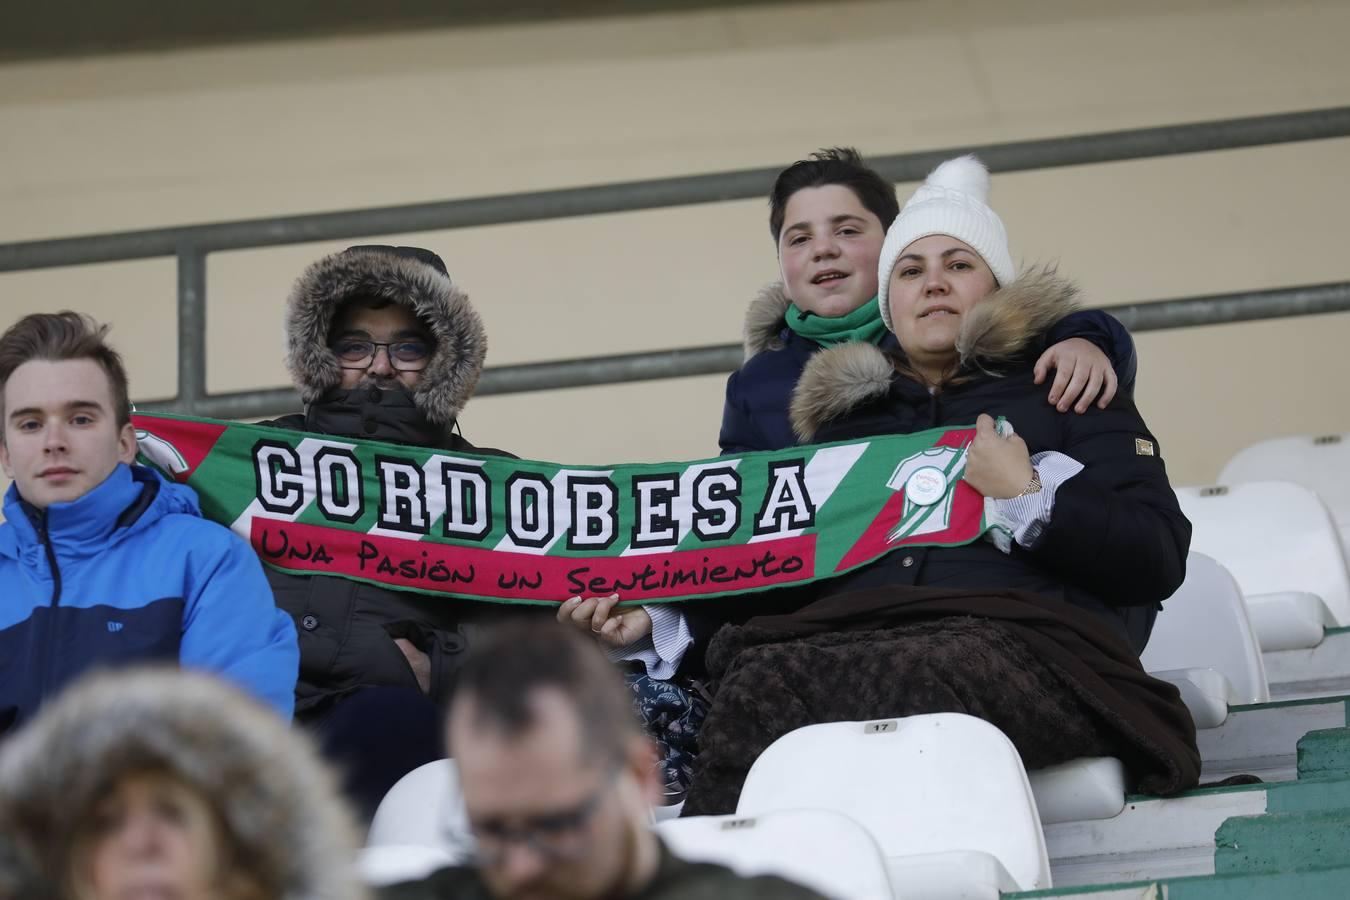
556,593,654,649
1034,337,1117,413
963,414,1035,499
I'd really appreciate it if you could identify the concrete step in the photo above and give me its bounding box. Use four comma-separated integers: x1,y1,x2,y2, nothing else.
1007,863,1350,899
1198,694,1348,782
1265,625,1350,699
1214,807,1350,875
1046,753,1350,888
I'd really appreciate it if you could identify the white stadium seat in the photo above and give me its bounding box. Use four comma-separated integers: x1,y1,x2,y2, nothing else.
1175,482,1349,650
359,845,459,888
657,808,893,900
735,714,1053,894
1140,553,1270,727
1220,433,1350,557
366,759,473,873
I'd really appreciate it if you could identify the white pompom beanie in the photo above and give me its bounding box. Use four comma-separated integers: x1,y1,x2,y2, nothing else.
877,154,1015,331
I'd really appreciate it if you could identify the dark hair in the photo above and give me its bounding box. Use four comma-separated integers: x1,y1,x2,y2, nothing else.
451,620,640,766
0,312,132,428
768,147,900,242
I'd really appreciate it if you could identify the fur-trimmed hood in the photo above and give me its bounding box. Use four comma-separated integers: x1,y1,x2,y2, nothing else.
741,282,794,360
0,669,367,900
790,268,1080,441
285,245,486,432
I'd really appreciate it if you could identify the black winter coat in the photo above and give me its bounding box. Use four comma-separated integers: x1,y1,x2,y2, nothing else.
718,282,1139,454
784,272,1190,653
261,388,528,717
268,244,541,717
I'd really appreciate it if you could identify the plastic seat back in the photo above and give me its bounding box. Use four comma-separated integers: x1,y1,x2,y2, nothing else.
658,808,893,900
1175,482,1350,627
735,714,1051,892
367,759,472,861
1221,434,1350,556
1141,553,1270,704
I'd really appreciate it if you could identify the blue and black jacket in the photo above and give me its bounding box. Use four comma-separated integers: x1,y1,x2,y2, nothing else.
0,463,298,735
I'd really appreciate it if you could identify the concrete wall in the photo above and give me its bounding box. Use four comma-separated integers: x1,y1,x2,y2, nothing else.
3,0,1349,508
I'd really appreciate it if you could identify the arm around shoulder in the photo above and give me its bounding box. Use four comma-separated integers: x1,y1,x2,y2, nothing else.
1046,308,1137,396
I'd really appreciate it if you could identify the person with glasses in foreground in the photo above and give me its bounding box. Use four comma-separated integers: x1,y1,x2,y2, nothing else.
382,619,824,900
261,245,522,818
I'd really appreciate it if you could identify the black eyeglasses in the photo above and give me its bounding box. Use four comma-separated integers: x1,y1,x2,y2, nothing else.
331,339,431,371
466,780,611,866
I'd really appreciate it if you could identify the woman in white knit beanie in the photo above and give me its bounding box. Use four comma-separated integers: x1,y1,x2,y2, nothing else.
876,154,1016,385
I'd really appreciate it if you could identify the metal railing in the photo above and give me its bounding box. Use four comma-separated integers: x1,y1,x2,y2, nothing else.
2,106,1349,418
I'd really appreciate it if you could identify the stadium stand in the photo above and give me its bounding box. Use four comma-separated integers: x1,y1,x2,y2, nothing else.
6,61,1350,893
356,441,1350,897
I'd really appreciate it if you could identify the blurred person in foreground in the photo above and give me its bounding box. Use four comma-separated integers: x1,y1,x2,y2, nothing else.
381,620,824,900
0,312,297,736
0,667,366,900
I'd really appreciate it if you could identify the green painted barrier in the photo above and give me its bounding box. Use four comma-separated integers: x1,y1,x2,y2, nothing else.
1006,864,1350,898
1298,727,1350,779
1215,809,1350,875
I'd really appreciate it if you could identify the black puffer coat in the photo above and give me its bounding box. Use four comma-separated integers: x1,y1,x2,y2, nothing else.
786,270,1190,653
719,280,1138,455
264,245,530,716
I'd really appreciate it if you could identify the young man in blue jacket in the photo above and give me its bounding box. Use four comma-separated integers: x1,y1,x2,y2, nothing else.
0,312,298,735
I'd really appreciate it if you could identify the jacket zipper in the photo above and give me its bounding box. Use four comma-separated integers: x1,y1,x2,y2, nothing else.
35,517,63,702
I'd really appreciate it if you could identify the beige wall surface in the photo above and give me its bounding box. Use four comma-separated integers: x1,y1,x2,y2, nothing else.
2,0,1349,511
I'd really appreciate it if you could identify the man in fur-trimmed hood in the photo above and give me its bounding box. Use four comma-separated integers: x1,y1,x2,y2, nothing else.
277,244,504,453
0,668,366,900
264,244,519,819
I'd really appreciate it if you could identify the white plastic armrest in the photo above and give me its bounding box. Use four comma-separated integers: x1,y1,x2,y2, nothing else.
1028,756,1126,825
1247,592,1332,652
1148,667,1233,729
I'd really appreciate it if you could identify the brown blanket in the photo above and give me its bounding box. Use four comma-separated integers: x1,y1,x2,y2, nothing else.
682,586,1200,816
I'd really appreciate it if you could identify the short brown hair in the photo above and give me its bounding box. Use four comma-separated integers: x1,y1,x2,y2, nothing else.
769,147,900,242
451,620,641,766
0,312,132,428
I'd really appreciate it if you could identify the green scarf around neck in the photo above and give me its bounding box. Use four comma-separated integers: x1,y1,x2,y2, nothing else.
785,295,889,347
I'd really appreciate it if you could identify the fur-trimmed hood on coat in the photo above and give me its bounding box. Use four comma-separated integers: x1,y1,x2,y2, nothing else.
0,669,367,900
285,245,486,432
741,282,794,360
790,268,1080,441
